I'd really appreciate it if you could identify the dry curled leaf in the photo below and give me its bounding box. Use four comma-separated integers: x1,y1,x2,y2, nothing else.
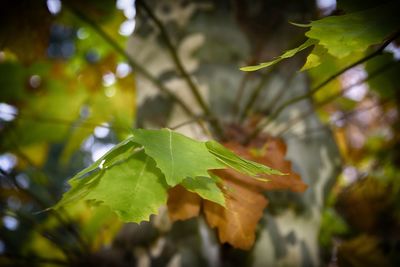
167,136,307,250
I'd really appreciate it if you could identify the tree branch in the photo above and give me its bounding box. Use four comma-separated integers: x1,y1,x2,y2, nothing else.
286,100,389,141
275,61,396,136
136,0,225,139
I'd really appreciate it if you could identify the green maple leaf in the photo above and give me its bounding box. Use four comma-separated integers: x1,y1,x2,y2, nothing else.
57,149,168,223
55,129,284,223
132,128,226,186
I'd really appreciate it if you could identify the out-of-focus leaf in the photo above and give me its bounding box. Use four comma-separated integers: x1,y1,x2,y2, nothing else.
336,177,392,232
0,0,53,63
60,53,136,162
304,1,400,58
1,84,87,149
300,44,328,71
16,143,49,168
319,208,349,248
337,235,391,267
240,39,317,71
0,62,26,102
67,0,116,23
78,204,122,251
366,52,400,99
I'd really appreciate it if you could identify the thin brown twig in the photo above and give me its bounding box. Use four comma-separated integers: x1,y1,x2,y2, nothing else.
232,72,251,117
276,60,397,137
238,68,276,122
286,100,389,140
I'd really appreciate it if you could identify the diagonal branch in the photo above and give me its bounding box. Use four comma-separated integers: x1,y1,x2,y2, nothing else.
276,61,397,137
136,0,225,139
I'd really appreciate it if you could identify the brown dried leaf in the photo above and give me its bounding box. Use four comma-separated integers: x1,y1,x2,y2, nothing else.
223,138,307,192
204,169,268,250
167,137,307,250
167,185,201,221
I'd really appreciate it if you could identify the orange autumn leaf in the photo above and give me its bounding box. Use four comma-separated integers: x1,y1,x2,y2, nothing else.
167,136,307,250
167,185,201,221
223,139,307,192
204,169,268,250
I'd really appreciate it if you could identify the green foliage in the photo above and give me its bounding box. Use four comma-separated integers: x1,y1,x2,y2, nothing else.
366,53,400,99
319,208,349,248
241,1,400,72
304,2,400,59
55,129,283,222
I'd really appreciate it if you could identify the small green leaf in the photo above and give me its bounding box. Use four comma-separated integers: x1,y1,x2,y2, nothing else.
205,141,284,176
240,39,317,71
300,44,328,71
132,128,225,186
182,177,225,206
57,150,168,223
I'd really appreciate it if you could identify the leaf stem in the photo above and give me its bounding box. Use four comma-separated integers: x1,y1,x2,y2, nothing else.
244,29,400,143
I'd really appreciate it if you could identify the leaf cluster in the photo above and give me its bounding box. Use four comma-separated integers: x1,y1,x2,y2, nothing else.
55,129,283,223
